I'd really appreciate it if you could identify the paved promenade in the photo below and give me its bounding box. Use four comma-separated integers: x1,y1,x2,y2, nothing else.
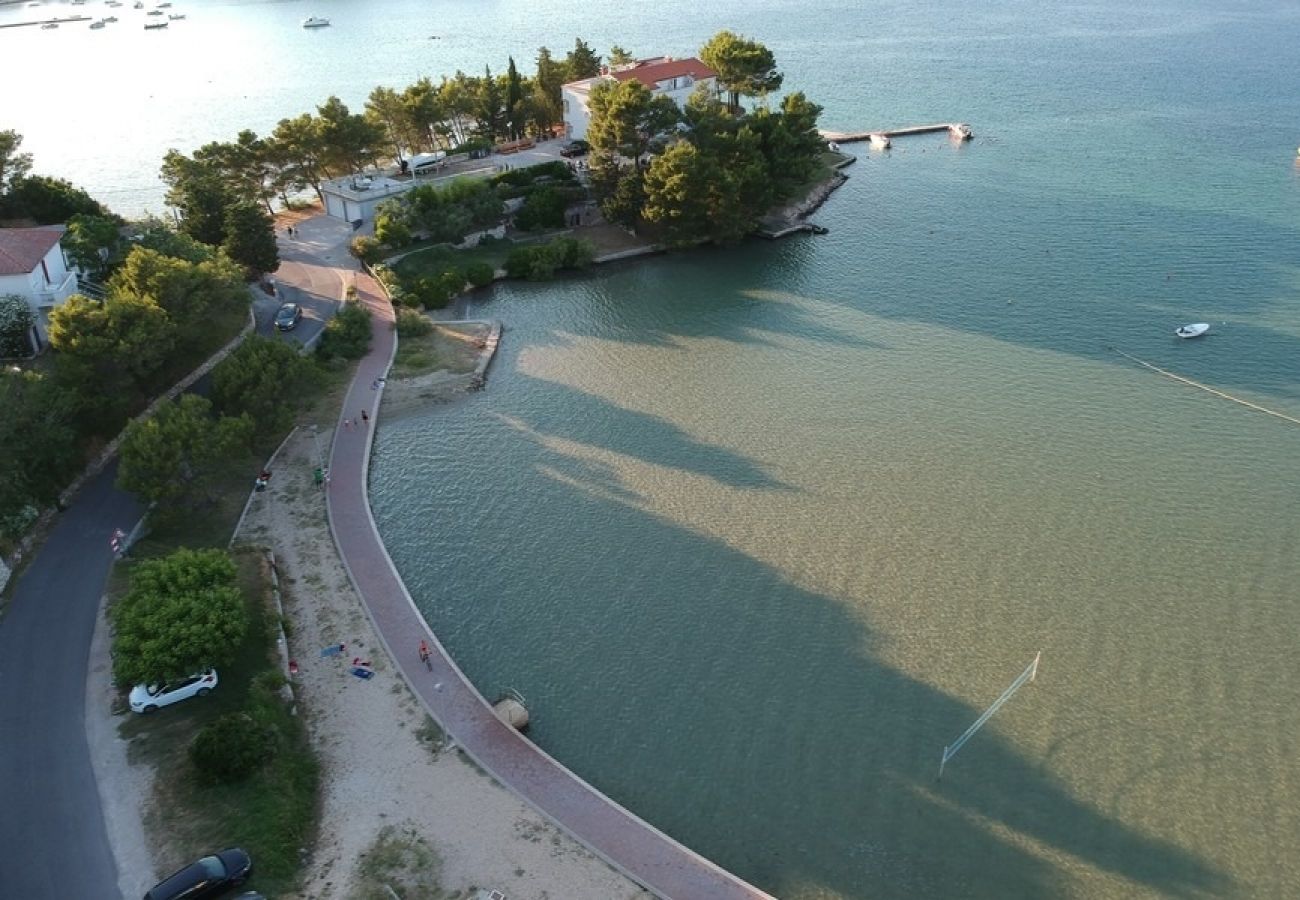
325,272,775,900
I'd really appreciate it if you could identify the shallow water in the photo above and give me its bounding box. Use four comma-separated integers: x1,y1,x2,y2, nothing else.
10,0,1300,895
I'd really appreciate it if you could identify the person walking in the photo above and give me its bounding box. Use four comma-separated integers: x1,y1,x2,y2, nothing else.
360,409,369,426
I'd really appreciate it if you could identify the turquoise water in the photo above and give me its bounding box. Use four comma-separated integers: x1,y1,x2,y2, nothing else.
9,0,1300,895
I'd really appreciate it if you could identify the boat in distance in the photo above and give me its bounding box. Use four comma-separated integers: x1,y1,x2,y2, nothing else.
1175,323,1210,339
302,16,330,27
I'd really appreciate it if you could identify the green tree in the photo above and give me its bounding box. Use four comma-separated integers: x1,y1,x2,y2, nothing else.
699,31,784,109
110,548,248,686
191,130,279,216
271,113,329,203
0,368,81,539
107,246,246,339
117,393,253,511
0,129,33,194
160,150,232,246
366,85,412,163
374,205,412,248
514,187,566,231
0,293,35,357
588,151,644,228
221,200,279,276
133,219,216,264
316,302,372,361
317,96,385,174
1,175,112,225
505,57,525,140
564,38,602,80
211,335,313,433
476,66,505,142
48,292,175,391
586,79,680,159
401,77,447,151
438,72,477,147
643,142,719,246
535,47,564,111
608,45,635,66
62,214,122,276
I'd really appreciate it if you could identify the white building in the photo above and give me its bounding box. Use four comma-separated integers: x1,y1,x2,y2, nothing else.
320,173,417,226
562,56,719,142
0,226,77,354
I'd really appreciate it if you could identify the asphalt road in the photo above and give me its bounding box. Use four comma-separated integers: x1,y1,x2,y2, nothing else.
253,230,351,347
0,463,143,899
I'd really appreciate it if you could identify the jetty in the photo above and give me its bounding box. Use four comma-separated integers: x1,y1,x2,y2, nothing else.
0,14,91,27
821,122,973,144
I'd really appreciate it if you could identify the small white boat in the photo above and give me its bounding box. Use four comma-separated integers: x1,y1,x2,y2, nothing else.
168,12,183,18
103,14,117,20
89,17,105,26
950,123,973,140
133,1,142,7
143,19,166,27
1175,322,1210,339
146,8,162,14
869,132,891,150
41,21,58,27
302,15,329,27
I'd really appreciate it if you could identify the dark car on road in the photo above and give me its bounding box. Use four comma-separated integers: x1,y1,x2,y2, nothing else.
144,848,252,900
559,139,589,158
274,302,302,331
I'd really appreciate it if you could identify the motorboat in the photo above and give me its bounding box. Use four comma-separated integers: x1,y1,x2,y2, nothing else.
146,8,162,14
41,21,58,27
1175,323,1210,339
89,18,105,26
103,14,117,20
950,123,973,140
143,19,166,27
869,132,891,150
133,1,142,7
168,12,184,18
302,15,330,27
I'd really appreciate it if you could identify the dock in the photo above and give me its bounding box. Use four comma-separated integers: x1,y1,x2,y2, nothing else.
821,122,973,144
0,15,93,27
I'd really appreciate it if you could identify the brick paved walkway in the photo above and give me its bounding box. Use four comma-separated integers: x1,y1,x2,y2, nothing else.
325,273,775,900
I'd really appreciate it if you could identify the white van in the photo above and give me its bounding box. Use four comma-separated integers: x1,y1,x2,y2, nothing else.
410,151,447,176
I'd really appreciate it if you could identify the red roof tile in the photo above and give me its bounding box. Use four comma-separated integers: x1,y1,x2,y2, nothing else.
0,227,63,276
610,57,717,90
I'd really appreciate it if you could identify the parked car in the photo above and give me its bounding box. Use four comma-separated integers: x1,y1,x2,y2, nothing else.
559,139,590,158
144,848,252,900
129,669,218,714
274,302,302,331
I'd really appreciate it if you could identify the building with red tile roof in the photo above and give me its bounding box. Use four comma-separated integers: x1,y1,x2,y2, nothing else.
561,56,719,141
0,226,76,355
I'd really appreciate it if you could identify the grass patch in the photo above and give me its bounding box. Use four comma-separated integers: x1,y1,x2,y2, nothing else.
355,826,455,899
119,548,319,897
415,715,447,756
390,237,539,280
391,324,487,380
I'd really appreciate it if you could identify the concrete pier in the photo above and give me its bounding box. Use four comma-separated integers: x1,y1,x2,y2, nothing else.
822,122,973,144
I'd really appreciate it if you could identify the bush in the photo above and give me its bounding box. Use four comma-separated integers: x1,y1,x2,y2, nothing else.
466,261,495,287
413,277,451,310
190,711,279,784
350,236,384,265
396,307,433,338
316,303,372,360
0,294,35,358
439,268,465,296
514,187,567,232
375,209,412,249
504,238,595,281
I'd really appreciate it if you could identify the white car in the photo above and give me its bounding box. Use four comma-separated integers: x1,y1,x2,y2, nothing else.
129,669,219,713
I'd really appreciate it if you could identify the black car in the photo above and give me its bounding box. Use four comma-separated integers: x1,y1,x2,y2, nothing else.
144,848,252,900
559,139,590,158
274,302,302,331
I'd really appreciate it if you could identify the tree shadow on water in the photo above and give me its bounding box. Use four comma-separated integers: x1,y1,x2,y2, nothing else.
432,418,1235,900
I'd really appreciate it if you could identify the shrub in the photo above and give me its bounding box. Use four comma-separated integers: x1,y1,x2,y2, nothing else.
514,187,567,232
466,261,495,287
439,268,466,296
396,307,433,338
190,711,279,784
503,238,595,281
349,235,384,265
375,211,412,249
316,303,372,360
0,294,35,358
413,277,451,310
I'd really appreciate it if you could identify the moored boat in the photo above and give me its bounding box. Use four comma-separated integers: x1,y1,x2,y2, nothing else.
869,132,891,150
302,15,329,27
1175,322,1210,339
168,12,184,18
143,19,166,28
89,18,105,26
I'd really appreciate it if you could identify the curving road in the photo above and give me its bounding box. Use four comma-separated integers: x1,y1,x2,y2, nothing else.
0,464,142,898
